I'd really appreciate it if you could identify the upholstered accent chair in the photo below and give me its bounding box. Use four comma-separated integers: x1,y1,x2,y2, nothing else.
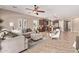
49,29,60,39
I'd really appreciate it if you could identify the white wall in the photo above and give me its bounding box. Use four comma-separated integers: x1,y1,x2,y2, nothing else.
0,9,40,30
72,18,79,32
59,20,64,31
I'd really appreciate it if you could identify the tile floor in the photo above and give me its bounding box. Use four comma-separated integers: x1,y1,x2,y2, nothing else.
23,32,78,53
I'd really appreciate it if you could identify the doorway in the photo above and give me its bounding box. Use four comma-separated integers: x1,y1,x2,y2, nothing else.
64,20,71,32
39,19,48,32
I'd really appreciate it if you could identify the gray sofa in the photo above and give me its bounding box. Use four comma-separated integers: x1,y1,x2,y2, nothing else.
31,32,43,41
0,35,28,53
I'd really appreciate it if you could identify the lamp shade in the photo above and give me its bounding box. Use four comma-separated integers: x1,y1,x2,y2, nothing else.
9,22,14,27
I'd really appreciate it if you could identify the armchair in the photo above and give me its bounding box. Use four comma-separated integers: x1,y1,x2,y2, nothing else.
49,29,60,39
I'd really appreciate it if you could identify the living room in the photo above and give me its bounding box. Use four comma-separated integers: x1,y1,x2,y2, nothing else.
0,5,79,53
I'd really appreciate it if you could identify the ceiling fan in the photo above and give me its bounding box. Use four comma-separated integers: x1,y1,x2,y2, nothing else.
25,5,45,15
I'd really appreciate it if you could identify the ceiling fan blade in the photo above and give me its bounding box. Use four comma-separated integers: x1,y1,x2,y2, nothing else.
37,10,45,13
25,8,33,10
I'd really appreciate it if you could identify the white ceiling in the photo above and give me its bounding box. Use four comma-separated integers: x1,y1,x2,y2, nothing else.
0,5,79,19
